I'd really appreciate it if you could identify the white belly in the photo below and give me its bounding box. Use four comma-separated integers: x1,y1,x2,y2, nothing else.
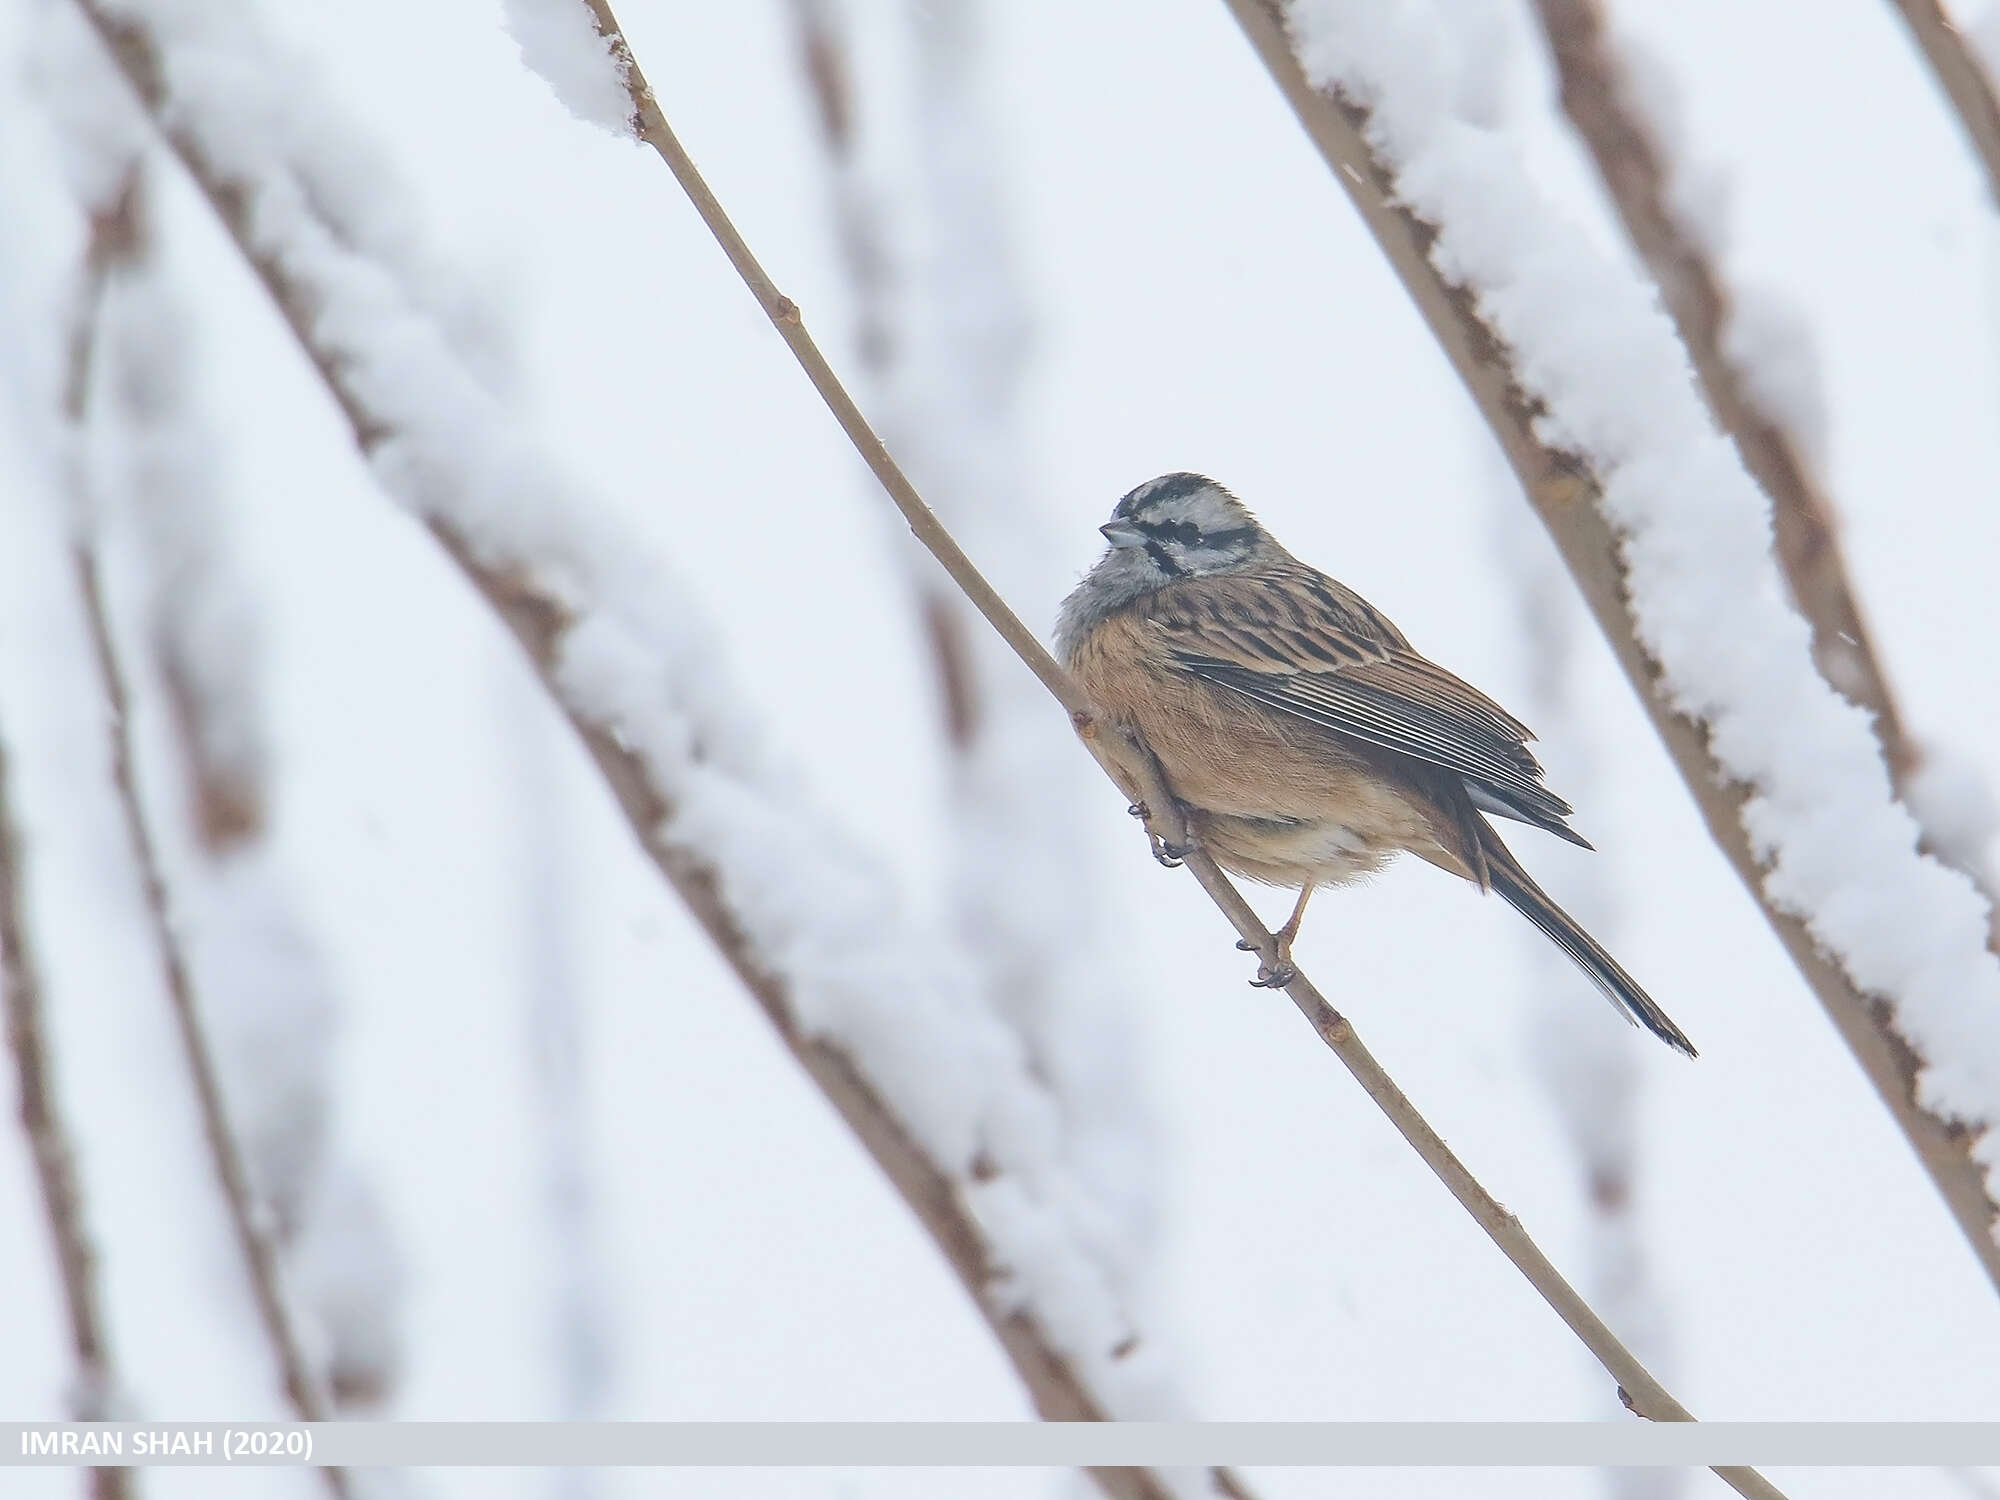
1194,811,1404,888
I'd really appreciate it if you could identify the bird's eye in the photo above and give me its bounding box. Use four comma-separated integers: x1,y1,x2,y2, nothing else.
1171,521,1202,545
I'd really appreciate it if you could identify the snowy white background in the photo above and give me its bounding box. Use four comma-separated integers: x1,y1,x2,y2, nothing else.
2,0,1999,1498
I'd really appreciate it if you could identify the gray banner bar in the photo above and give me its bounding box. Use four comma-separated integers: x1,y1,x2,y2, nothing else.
6,1422,2000,1466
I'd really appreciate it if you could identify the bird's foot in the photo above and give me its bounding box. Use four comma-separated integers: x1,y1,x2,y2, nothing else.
1128,795,1197,867
1136,807,1195,867
1244,929,1298,988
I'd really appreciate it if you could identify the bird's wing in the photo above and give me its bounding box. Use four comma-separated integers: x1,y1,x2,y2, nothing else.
1150,571,1588,844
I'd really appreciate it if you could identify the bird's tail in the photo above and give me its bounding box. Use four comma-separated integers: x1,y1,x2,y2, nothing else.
1479,825,1698,1057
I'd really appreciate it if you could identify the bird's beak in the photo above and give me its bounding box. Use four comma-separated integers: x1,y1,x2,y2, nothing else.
1099,519,1146,549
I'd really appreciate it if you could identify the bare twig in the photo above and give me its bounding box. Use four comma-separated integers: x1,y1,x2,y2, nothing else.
1,737,130,1500
54,136,345,1480
571,0,1777,1483
1221,0,2000,1304
1532,0,2000,944
1886,0,2000,207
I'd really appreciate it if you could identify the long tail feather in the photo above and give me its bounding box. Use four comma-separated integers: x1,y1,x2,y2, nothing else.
1480,826,1697,1057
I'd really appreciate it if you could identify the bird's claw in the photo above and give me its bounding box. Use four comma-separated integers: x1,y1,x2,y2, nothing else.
1248,960,1298,989
1132,797,1193,866
1235,937,1256,952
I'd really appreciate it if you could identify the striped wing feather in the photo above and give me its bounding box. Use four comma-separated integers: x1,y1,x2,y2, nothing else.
1150,569,1588,844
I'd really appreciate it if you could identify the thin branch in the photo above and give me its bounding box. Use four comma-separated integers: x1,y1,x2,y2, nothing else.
54,138,345,1477
574,0,1777,1482
68,10,1215,1499
71,516,349,1449
1532,0,2000,945
578,0,1082,719
91,159,404,1413
785,0,899,383
1,736,131,1500
1886,0,2000,208
1220,0,2000,1300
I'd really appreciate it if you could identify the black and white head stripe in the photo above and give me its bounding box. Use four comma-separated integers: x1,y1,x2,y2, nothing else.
1113,471,1217,517
1111,473,1264,565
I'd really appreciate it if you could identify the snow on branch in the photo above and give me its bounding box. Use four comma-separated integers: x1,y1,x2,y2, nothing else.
28,8,406,1434
522,3,1788,1488
87,160,407,1413
500,0,635,139
1531,0,2000,946
37,140,350,1486
0,733,131,1500
67,4,1223,1491
1887,0,2000,206
1227,0,2000,1285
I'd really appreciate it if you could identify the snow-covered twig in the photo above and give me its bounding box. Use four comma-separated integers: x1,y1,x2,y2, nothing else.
88,159,405,1414
69,7,1221,1494
48,121,345,1466
1887,0,2000,206
1531,0,2000,945
1224,0,2000,1294
526,2,1782,1481
788,0,1160,1299
0,732,130,1500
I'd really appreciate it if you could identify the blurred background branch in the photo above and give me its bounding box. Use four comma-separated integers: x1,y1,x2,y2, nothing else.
94,155,406,1419
0,736,129,1500
53,147,348,1468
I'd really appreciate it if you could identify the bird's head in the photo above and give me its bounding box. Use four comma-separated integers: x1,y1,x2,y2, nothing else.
1096,472,1269,581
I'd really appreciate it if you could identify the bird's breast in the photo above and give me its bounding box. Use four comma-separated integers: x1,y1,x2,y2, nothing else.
1066,611,1439,887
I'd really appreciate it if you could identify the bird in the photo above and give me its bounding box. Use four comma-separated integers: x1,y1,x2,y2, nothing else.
1056,471,1696,1056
